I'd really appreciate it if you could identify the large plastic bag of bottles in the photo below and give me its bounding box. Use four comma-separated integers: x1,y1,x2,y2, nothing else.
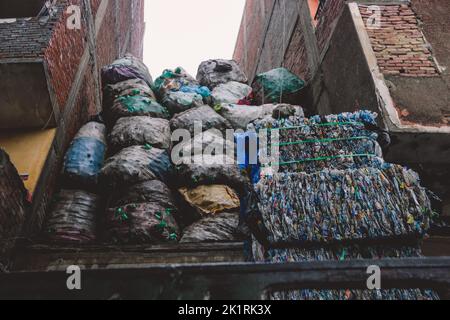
45,190,101,244
103,79,156,110
252,242,439,300
153,67,210,98
0,149,27,267
105,94,169,127
174,129,235,157
170,105,232,135
181,212,240,243
162,91,205,116
197,59,248,89
106,202,180,244
179,185,240,218
108,116,171,154
254,110,385,173
100,146,173,189
62,121,107,189
217,103,303,130
253,164,434,245
252,68,305,105
101,54,153,88
175,155,250,195
211,82,253,105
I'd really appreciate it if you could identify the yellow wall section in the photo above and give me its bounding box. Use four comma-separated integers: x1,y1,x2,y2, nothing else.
0,128,56,195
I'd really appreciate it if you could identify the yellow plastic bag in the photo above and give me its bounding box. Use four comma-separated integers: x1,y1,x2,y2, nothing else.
179,185,240,217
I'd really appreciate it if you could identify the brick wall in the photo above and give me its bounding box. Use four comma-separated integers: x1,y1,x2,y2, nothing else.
283,20,310,80
315,0,346,56
359,4,439,77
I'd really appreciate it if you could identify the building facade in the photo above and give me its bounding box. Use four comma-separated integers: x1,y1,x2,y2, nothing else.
0,0,145,237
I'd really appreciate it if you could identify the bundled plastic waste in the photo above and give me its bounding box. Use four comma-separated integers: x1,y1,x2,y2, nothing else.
179,185,240,218
100,146,173,189
108,116,172,154
253,164,433,245
197,59,248,89
105,94,169,126
106,202,180,244
255,244,439,300
252,68,305,105
111,180,176,209
217,103,303,130
175,155,250,195
103,78,156,110
174,129,235,157
163,91,205,116
0,149,27,266
101,54,153,88
180,212,240,243
211,81,253,105
154,67,210,97
62,122,107,189
45,190,101,244
255,110,384,173
170,105,232,135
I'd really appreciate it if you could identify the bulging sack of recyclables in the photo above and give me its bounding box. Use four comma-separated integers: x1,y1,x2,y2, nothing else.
108,116,171,154
62,122,107,189
178,185,240,218
211,81,253,105
181,212,240,243
100,146,173,189
101,54,153,88
106,202,180,244
197,59,248,89
162,91,205,116
45,190,101,244
106,94,169,126
170,105,232,135
252,68,305,105
103,79,156,110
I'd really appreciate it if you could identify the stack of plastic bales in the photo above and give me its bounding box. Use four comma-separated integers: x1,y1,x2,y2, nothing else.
0,149,27,268
100,55,179,245
245,109,439,300
45,121,106,244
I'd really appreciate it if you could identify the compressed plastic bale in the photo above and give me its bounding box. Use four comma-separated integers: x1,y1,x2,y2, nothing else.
197,59,248,88
108,117,171,154
211,81,253,105
153,67,200,97
162,91,204,116
105,94,169,127
180,212,240,243
175,155,250,195
252,164,434,245
179,185,240,217
174,129,235,157
0,149,27,267
100,146,173,189
103,79,156,110
44,190,101,244
252,68,305,105
101,54,153,87
106,202,180,244
170,105,232,135
62,122,107,189
217,103,303,130
255,244,439,300
254,110,384,173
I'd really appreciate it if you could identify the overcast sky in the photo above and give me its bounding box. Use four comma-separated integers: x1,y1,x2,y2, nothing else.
143,0,246,79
